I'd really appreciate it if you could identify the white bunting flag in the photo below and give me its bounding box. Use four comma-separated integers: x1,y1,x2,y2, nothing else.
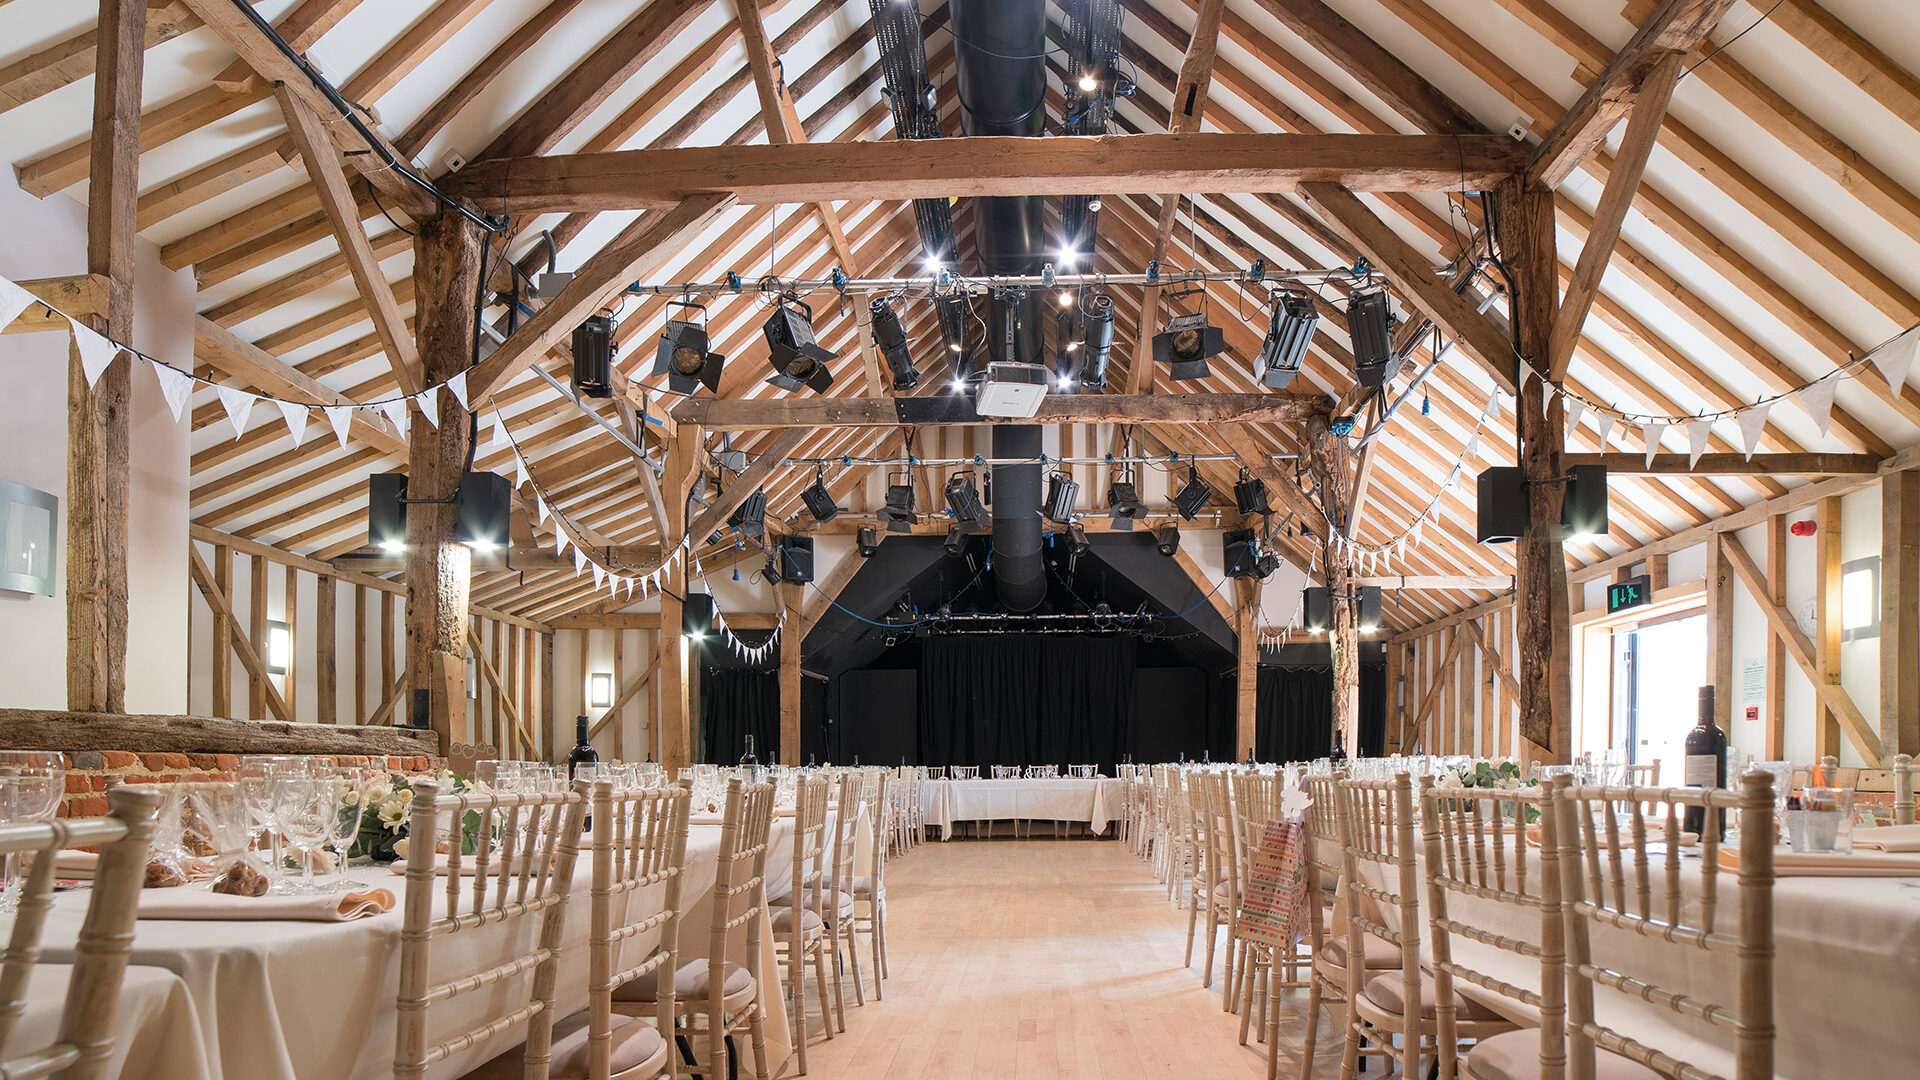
592,564,605,590
415,390,438,429
1737,403,1771,460
490,413,510,455
1641,421,1666,468
536,497,550,525
1872,327,1919,392
513,453,529,490
72,323,120,388
378,398,408,438
0,275,34,329
554,527,568,556
447,371,470,410
1463,432,1481,461
574,548,587,575
1686,419,1712,468
625,577,635,598
151,363,195,423
215,385,256,440
1564,397,1586,436
1543,377,1554,412
1593,412,1616,450
1482,391,1501,422
325,405,354,449
275,399,311,448
1798,378,1837,437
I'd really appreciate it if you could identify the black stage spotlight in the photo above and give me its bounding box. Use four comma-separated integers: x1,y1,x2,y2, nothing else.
727,489,767,540
1155,524,1181,557
944,526,968,558
763,296,836,393
1234,472,1272,516
944,474,986,525
682,593,715,640
571,313,614,398
800,470,840,524
1106,481,1145,529
775,535,814,582
1152,303,1225,382
1346,286,1398,387
1254,548,1282,580
880,481,918,533
1255,288,1318,390
1044,471,1080,524
1067,523,1091,556
1080,292,1115,389
1224,528,1258,578
1172,467,1213,520
857,525,880,557
869,298,920,392
651,301,724,395
760,558,781,585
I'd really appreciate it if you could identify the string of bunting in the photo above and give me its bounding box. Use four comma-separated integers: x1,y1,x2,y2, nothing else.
487,406,690,601
0,272,480,449
693,558,784,665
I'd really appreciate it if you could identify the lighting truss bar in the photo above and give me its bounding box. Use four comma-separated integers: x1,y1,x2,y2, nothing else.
530,365,655,466
613,265,1424,300
779,452,1296,469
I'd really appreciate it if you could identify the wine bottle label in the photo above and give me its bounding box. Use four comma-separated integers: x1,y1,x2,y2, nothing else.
1683,754,1718,787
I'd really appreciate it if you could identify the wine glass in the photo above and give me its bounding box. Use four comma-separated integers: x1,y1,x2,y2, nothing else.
272,774,333,894
322,767,375,891
239,756,311,885
0,752,65,912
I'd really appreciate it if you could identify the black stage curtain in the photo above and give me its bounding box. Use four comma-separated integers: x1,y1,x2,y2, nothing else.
700,668,778,764
1254,661,1387,761
917,635,1137,773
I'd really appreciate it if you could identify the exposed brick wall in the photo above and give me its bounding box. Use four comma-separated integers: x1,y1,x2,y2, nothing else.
57,752,441,817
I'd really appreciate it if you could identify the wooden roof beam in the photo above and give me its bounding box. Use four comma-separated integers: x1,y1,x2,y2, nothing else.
671,393,1331,431
1527,0,1737,188
445,133,1529,214
0,1,199,114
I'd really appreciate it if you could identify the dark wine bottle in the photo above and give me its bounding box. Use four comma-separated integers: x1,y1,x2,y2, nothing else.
1682,686,1727,839
1330,730,1347,765
568,715,599,773
738,734,761,785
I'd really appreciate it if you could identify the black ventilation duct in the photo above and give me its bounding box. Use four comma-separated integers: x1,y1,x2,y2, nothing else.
953,0,1048,613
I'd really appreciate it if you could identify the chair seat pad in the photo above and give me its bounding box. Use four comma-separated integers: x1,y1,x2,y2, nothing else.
1361,971,1506,1022
851,875,884,899
1465,1029,1660,1080
770,887,854,918
771,905,825,936
467,1013,666,1080
613,959,754,1004
1317,937,1402,972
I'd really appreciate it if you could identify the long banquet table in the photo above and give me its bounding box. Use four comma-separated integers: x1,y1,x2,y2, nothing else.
5,815,813,1080
920,777,1123,839
1354,835,1919,1079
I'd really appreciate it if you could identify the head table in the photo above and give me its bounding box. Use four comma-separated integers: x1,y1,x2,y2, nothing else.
1,805,871,1080
919,777,1124,839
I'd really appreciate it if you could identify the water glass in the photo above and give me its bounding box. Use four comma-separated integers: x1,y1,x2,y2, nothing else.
1790,786,1856,854
0,752,65,911
272,774,334,893
323,768,376,891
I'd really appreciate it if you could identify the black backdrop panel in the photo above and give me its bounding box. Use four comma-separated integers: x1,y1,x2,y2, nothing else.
915,635,1138,772
1254,661,1387,760
701,668,777,764
837,669,918,766
1130,667,1211,764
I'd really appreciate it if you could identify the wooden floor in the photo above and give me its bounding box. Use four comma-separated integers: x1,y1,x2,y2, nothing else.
789,836,1347,1079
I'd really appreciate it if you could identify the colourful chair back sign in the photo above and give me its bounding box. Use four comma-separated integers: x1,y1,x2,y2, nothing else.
1236,819,1308,949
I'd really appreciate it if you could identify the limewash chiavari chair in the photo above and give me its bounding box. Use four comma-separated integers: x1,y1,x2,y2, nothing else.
0,785,159,1080
822,772,866,1026
395,778,589,1080
1336,772,1514,1080
1620,761,1660,786
1415,776,1557,1080
1894,754,1914,825
853,771,890,998
474,779,689,1080
1069,764,1097,779
1229,771,1302,1049
1296,771,1398,1080
991,766,1018,780
614,778,773,1080
768,775,833,1074
1165,769,1200,904
1549,771,1776,1080
1184,772,1237,990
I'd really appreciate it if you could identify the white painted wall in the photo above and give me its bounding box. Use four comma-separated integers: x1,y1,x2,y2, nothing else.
0,167,191,713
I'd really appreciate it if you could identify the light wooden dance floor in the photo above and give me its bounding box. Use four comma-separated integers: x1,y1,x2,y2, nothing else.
792,838,1345,1079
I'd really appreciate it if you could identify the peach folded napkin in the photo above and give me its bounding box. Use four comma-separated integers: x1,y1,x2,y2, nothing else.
1851,824,1920,852
138,886,396,921
385,853,539,877
55,851,220,881
1717,847,1920,877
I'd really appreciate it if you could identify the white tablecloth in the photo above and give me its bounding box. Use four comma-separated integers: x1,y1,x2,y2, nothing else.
1356,838,1920,1079
9,818,800,1080
5,964,208,1080
921,778,1122,839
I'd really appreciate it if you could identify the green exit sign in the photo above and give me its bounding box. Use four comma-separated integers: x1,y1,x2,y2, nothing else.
1607,574,1653,614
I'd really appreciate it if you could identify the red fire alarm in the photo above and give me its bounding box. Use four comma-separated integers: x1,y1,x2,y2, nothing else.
1789,520,1817,537
1745,705,1759,722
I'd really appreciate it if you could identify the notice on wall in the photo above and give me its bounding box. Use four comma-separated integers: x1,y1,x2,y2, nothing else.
1741,657,1766,705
